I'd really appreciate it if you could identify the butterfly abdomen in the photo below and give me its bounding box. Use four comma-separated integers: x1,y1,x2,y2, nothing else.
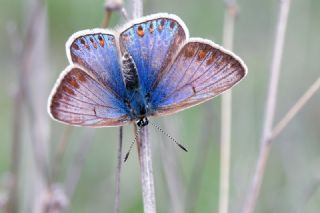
122,52,140,90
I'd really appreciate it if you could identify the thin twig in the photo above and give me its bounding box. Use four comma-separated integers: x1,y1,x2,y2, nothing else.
219,2,238,213
270,77,320,140
103,0,126,27
19,0,50,182
136,124,157,213
132,0,143,18
101,11,112,29
114,127,123,213
243,0,291,212
7,0,50,212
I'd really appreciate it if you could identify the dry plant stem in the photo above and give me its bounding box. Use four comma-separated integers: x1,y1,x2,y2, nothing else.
101,10,112,28
270,77,320,140
243,0,291,212
114,126,123,213
130,1,156,212
132,0,143,18
24,0,50,211
219,2,237,213
136,124,157,213
7,0,49,212
120,8,129,21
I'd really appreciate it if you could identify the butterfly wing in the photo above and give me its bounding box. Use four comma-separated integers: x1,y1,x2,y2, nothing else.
67,29,127,99
151,39,247,116
48,66,130,127
48,30,130,127
119,13,187,94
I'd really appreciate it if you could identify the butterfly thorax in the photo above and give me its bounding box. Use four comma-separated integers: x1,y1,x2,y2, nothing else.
122,52,152,123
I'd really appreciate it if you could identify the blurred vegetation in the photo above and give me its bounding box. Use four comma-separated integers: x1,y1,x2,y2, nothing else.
0,0,319,212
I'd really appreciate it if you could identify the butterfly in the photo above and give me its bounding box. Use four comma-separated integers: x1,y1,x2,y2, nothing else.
48,13,247,128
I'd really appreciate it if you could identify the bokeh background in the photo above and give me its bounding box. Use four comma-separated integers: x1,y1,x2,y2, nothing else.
0,0,319,212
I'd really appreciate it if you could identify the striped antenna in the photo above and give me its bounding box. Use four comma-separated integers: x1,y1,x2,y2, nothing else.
149,121,188,152
124,125,141,162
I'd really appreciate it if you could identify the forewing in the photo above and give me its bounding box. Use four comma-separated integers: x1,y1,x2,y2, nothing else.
48,66,130,127
67,29,127,99
119,13,187,93
151,39,247,116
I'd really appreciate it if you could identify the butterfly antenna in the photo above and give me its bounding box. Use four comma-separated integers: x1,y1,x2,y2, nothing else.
149,121,188,152
124,126,141,162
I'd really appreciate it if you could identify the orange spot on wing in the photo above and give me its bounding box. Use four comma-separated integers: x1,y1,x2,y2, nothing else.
74,71,86,82
62,85,75,95
207,50,218,65
184,46,195,58
98,35,105,47
198,49,207,61
137,25,145,37
69,79,79,88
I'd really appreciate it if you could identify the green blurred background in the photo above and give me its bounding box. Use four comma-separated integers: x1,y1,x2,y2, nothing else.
0,0,319,212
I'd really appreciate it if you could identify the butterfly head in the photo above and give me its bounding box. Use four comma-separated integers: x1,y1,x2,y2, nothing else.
137,117,149,127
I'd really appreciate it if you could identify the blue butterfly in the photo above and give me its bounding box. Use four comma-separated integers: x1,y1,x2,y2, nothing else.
48,13,247,127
